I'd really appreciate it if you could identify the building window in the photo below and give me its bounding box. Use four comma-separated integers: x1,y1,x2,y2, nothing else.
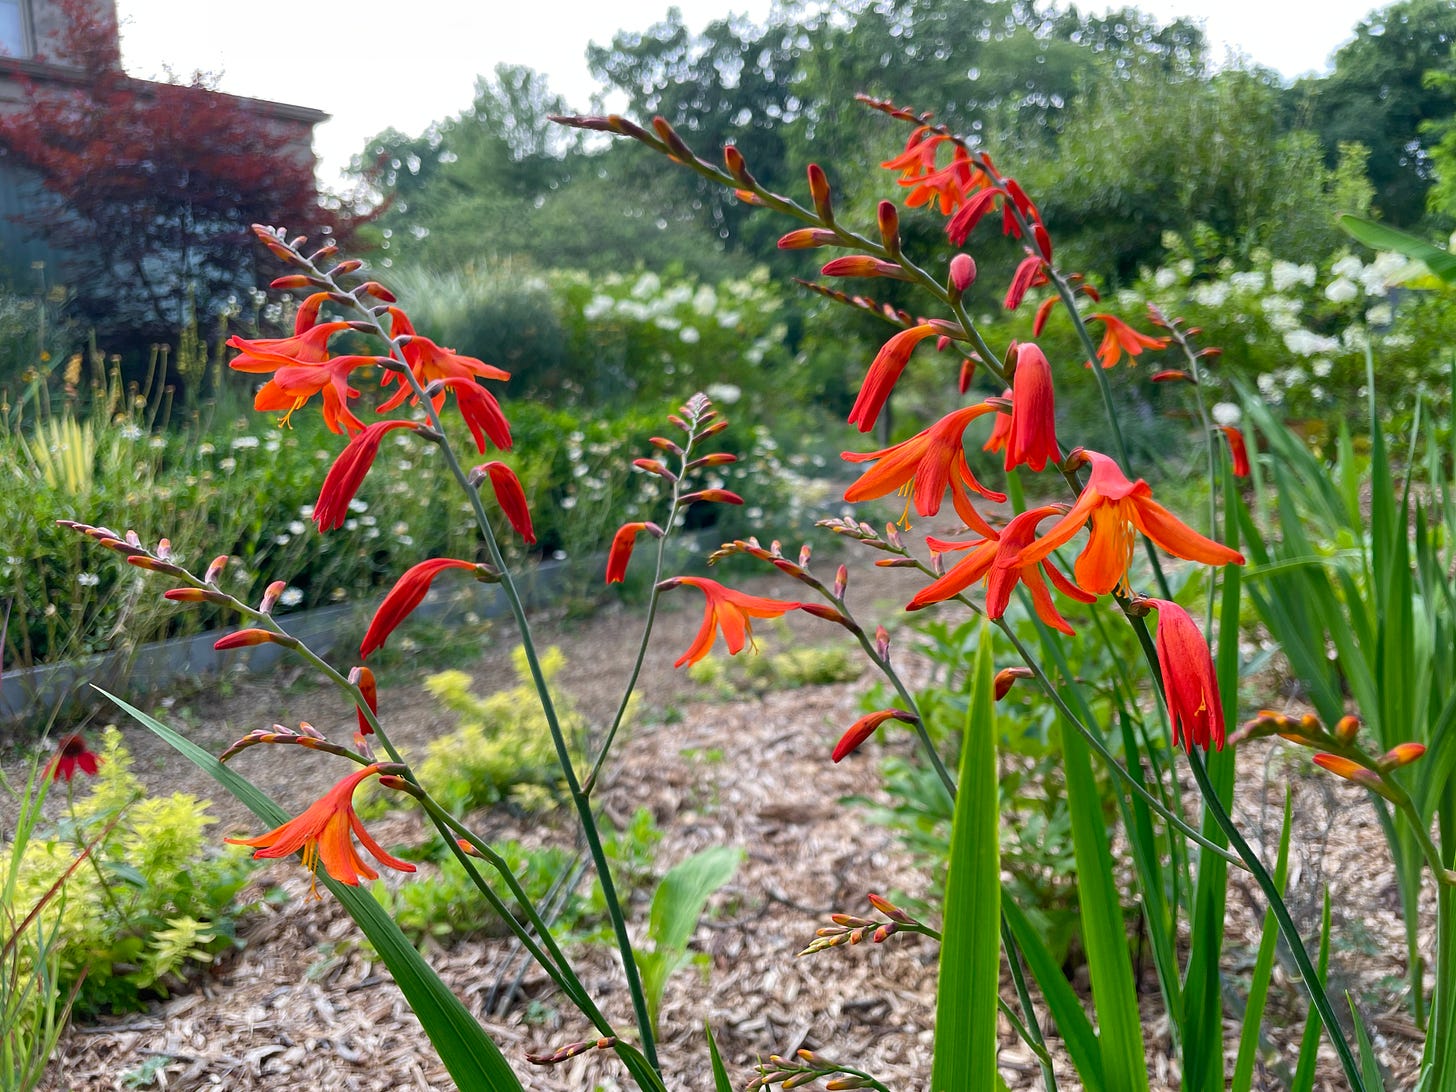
0,0,29,58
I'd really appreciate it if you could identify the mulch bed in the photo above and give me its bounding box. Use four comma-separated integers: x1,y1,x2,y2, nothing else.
23,534,1435,1091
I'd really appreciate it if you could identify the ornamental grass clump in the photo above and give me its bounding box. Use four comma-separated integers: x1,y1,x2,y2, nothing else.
49,88,1456,1092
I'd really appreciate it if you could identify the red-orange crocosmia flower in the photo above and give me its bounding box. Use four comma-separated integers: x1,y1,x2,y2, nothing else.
1004,253,1048,311
1218,425,1250,478
378,308,511,414
314,420,420,532
843,403,1006,538
226,763,415,889
606,522,652,584
478,462,535,543
228,322,380,434
1018,450,1244,596
982,389,1013,458
361,558,479,658
1145,599,1225,751
832,709,916,762
349,666,377,738
848,324,939,433
48,733,100,782
660,576,801,668
1004,343,1061,472
1087,313,1169,369
907,506,1095,635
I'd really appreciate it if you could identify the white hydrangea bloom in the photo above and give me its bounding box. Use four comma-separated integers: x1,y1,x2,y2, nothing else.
1325,277,1359,303
1284,329,1340,356
1271,261,1316,291
1192,281,1231,308
680,326,701,344
1230,271,1266,293
1154,267,1178,290
1312,358,1333,378
1331,254,1364,279
630,272,661,298
1366,302,1394,326
706,382,742,405
583,294,614,321
1211,402,1242,426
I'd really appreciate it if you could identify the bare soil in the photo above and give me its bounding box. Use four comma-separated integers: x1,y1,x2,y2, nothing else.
20,527,1435,1092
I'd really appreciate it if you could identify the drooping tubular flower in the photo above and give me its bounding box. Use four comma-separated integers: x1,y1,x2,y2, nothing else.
361,558,482,658
907,506,1095,635
475,461,535,543
314,420,420,532
1144,599,1225,751
226,763,415,890
1017,450,1244,596
832,709,919,762
843,403,1006,537
1218,425,1251,478
1087,313,1169,369
1003,343,1061,473
848,324,939,433
605,522,662,584
982,389,1013,458
659,577,801,668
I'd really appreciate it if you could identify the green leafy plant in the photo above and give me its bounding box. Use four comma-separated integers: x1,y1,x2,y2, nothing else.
0,728,255,1016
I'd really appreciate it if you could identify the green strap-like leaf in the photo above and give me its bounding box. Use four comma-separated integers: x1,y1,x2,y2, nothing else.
706,1023,734,1092
1338,214,1456,283
930,621,1001,1092
100,689,528,1092
1231,791,1293,1092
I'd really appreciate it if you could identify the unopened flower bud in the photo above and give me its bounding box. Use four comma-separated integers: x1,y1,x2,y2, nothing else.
877,200,901,254
994,666,1035,700
632,458,678,482
958,357,976,394
798,543,811,568
778,228,839,249
806,163,834,223
213,628,287,651
875,625,891,660
1378,742,1426,770
1334,715,1361,744
833,564,848,598
820,256,908,280
260,580,286,614
1151,369,1195,384
205,554,229,584
949,253,977,295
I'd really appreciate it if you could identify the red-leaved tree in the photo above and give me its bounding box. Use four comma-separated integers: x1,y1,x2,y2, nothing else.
0,0,340,343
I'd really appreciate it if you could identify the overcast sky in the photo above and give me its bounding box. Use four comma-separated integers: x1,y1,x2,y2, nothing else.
114,0,1384,189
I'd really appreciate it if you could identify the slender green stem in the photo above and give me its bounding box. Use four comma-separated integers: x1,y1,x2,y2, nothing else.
1184,748,1367,1092
1001,915,1059,1091
416,393,662,1074
993,616,1244,867
585,425,708,795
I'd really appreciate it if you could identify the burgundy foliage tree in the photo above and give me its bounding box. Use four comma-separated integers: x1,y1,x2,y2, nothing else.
0,0,338,343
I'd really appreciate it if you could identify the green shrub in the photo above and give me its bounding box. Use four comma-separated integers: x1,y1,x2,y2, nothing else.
0,728,254,1015
414,647,586,816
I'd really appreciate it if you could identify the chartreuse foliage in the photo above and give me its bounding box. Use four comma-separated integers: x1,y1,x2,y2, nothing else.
0,728,252,1018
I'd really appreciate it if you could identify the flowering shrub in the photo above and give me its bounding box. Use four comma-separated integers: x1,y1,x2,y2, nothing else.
51,90,1456,1092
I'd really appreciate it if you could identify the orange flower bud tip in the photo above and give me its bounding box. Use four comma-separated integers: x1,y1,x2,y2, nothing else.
1151,370,1195,384
1380,742,1426,769
163,588,208,602
214,628,283,650
949,253,977,293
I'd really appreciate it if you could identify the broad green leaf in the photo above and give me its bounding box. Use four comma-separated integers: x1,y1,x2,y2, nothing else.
930,621,1000,1092
100,690,528,1092
639,845,741,1035
1338,215,1456,283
